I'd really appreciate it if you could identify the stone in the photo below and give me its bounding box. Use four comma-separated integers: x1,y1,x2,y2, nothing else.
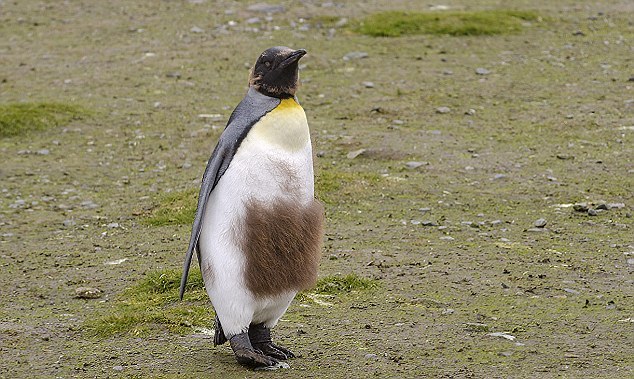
475,67,491,75
534,218,547,228
343,51,368,61
436,106,451,114
75,287,102,299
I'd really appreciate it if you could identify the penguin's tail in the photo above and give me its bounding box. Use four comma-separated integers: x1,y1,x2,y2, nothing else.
213,315,227,346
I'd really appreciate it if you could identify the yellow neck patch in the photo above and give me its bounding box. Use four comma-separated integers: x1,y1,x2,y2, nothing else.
247,98,309,151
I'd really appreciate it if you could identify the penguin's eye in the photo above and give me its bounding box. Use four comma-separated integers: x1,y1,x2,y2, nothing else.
264,61,271,68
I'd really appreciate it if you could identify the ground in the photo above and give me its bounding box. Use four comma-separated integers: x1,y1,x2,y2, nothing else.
0,0,633,378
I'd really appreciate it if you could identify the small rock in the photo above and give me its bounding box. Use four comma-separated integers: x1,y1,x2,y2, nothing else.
190,26,204,33
475,67,491,75
343,51,368,61
419,207,431,213
493,174,507,180
246,17,261,24
80,200,99,209
405,161,427,169
346,148,366,159
113,365,124,371
573,203,589,212
563,288,580,295
63,219,76,227
166,71,182,79
392,119,404,125
247,3,286,13
106,222,120,229
556,154,574,160
465,108,476,115
421,220,437,227
440,236,454,241
362,81,374,88
607,203,625,209
442,308,455,315
596,203,608,210
534,218,547,228
588,209,598,216
75,287,102,299
37,149,50,155
364,353,378,360
499,351,513,357
436,106,451,114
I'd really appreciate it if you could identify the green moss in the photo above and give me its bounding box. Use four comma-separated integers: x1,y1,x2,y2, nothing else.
85,268,211,337
0,102,87,138
143,188,198,226
312,273,379,294
316,169,383,205
356,10,540,37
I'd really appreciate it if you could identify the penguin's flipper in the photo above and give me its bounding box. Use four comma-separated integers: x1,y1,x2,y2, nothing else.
213,315,227,346
179,88,281,300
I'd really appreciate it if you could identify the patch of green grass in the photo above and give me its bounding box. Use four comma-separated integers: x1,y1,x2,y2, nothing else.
356,10,540,37
0,102,87,138
85,268,211,337
143,188,198,226
316,169,383,205
312,273,379,295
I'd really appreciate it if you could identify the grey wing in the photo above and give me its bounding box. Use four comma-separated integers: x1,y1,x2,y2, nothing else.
178,141,230,299
179,88,280,300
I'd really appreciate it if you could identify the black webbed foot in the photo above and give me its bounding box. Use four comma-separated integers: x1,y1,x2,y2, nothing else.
229,332,279,368
248,323,296,360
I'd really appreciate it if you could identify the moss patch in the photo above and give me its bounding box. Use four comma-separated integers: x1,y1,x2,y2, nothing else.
143,188,198,226
0,102,87,138
312,273,379,294
86,268,211,337
356,10,540,37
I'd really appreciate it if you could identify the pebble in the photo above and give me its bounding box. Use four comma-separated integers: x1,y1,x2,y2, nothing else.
436,106,451,114
364,353,378,360
421,220,437,227
405,161,427,169
166,71,182,79
475,67,491,75
189,26,204,33
573,203,589,212
106,222,120,229
442,308,455,315
493,174,507,180
63,219,76,227
419,207,431,213
534,218,547,228
80,200,99,209
607,203,625,209
75,287,102,299
440,236,454,241
464,322,489,332
392,119,404,125
465,108,476,115
346,148,366,159
37,149,50,155
362,81,374,88
113,365,124,371
588,209,598,216
246,17,261,24
343,51,368,61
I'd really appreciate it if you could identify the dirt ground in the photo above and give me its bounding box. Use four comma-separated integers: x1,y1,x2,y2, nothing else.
1,1,632,378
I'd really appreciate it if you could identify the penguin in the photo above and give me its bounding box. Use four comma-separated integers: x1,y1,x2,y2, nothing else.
179,46,324,368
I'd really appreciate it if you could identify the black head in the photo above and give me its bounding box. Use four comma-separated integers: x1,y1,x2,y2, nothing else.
249,46,307,98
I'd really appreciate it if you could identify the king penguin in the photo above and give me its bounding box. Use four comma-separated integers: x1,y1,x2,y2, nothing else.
179,46,324,368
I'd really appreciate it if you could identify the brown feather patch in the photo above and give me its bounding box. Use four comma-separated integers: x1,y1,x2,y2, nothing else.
239,198,324,297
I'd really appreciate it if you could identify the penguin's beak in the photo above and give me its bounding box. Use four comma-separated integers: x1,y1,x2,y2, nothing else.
280,49,307,68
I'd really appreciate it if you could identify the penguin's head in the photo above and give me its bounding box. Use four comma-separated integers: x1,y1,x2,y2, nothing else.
249,46,306,98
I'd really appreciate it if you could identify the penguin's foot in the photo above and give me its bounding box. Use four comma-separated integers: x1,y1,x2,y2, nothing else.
229,333,279,368
248,323,296,360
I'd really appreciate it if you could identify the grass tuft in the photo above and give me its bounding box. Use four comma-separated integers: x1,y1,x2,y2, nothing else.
312,273,379,294
143,188,198,226
0,102,87,138
356,10,540,37
85,268,211,337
